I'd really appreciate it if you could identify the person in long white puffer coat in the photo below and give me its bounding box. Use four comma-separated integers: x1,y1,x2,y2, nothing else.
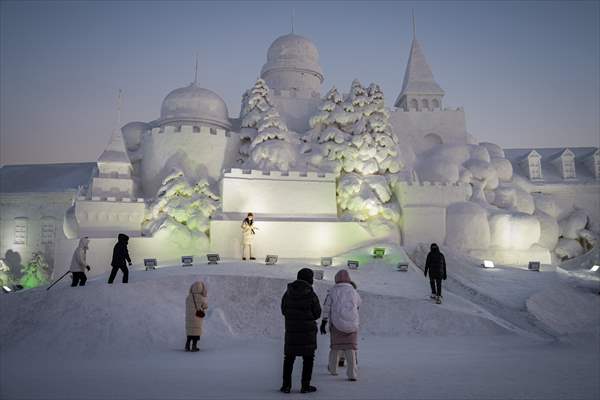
185,280,208,352
320,269,362,381
69,237,90,287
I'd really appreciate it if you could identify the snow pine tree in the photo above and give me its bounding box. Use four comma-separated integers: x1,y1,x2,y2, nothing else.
143,168,219,252
20,252,50,289
239,79,274,162
309,80,402,224
249,108,298,171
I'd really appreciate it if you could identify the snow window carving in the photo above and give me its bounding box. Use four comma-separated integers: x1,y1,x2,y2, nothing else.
410,98,418,110
210,128,217,135
41,217,56,244
193,126,200,133
14,217,27,245
528,159,543,180
432,99,440,109
421,99,429,110
562,157,576,179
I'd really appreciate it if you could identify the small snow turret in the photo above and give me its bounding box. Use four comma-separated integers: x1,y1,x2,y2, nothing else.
395,20,444,111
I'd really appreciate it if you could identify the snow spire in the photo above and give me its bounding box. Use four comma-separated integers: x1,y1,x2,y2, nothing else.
194,53,199,84
98,89,130,164
412,9,416,39
394,24,444,110
291,8,295,33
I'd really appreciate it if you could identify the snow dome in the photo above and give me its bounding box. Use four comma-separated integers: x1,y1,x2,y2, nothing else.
260,33,324,95
159,83,231,129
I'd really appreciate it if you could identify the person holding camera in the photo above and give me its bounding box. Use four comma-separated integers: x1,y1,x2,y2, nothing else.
241,212,257,261
69,236,90,287
185,280,208,352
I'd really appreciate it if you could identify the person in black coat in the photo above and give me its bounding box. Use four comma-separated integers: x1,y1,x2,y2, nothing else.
424,243,447,304
280,268,322,394
108,233,132,284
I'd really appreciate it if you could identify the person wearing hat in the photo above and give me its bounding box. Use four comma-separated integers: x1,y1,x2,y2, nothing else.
280,268,322,394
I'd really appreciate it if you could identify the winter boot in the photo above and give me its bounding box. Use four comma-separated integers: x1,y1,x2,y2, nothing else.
242,257,246,261
436,296,442,304
300,385,317,393
191,339,200,352
184,338,191,352
250,257,256,260
279,385,291,394
338,357,345,367
430,294,437,299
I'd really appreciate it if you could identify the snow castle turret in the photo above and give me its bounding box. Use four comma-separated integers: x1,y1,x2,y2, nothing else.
260,33,324,133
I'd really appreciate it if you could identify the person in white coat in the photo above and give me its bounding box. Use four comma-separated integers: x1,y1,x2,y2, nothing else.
241,212,257,261
69,237,90,287
320,269,361,381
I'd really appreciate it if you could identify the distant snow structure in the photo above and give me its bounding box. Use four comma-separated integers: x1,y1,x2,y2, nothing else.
143,168,219,253
309,80,403,224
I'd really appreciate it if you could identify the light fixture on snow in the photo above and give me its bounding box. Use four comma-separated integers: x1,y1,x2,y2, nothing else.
314,270,324,280
144,258,157,270
347,260,359,270
590,265,600,272
181,256,194,267
397,263,409,272
265,255,278,265
2,285,12,293
373,248,386,258
481,260,495,269
528,261,541,272
207,254,220,265
321,257,333,267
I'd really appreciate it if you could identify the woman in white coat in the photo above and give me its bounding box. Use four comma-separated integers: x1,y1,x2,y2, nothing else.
320,269,362,381
185,280,208,352
241,212,257,261
69,237,90,287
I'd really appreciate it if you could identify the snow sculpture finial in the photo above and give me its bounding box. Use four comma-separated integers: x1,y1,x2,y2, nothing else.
194,53,199,84
412,9,416,39
291,8,295,33
116,88,122,131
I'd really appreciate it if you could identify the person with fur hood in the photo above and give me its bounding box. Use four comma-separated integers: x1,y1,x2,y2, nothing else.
185,280,208,352
69,237,90,287
280,268,322,394
424,243,447,304
320,269,362,381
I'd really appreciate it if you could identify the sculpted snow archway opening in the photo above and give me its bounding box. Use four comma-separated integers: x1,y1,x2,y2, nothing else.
423,133,443,150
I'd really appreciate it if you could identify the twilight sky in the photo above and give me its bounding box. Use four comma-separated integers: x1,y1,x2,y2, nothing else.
0,0,598,165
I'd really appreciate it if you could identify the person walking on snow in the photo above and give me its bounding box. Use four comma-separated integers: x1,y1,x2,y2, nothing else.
69,237,90,287
241,212,257,261
280,268,322,394
424,243,447,304
108,233,132,284
320,269,362,381
185,280,208,352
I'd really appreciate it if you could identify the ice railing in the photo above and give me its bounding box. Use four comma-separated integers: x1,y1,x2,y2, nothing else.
392,107,463,113
144,124,235,138
222,168,336,181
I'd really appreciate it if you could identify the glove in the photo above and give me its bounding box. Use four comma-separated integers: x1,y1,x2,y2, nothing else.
86,265,91,271
320,319,328,335
128,262,132,266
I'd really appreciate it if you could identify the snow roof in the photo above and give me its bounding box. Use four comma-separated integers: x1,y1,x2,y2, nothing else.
396,38,444,104
97,129,131,164
504,147,599,184
0,162,96,194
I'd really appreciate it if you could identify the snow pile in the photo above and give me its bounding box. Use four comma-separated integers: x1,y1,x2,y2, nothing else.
142,168,219,253
239,79,299,171
307,81,403,224
555,209,598,260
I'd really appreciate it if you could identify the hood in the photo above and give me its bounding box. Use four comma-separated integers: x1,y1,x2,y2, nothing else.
78,237,89,250
334,269,352,284
287,279,313,298
430,243,439,253
118,233,129,244
190,280,207,296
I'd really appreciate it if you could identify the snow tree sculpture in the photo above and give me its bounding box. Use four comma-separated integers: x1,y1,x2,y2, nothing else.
0,259,13,287
143,168,219,251
20,252,50,289
239,79,274,161
309,80,403,224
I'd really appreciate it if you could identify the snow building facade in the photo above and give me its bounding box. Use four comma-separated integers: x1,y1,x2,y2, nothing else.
1,28,599,282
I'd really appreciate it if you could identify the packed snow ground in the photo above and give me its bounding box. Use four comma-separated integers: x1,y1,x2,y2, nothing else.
1,245,599,399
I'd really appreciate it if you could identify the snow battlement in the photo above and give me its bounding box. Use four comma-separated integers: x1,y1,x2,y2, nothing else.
271,88,321,99
393,107,463,114
145,124,232,138
223,168,336,182
78,196,144,203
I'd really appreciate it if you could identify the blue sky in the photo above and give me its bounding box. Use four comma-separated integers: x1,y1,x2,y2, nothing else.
1,0,598,165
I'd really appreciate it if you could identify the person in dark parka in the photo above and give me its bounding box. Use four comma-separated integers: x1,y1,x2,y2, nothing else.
108,233,132,284
424,243,447,304
280,268,322,394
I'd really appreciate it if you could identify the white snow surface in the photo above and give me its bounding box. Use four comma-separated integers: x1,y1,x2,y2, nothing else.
1,245,599,399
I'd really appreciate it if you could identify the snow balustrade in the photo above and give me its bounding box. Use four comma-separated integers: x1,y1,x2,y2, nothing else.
145,125,231,137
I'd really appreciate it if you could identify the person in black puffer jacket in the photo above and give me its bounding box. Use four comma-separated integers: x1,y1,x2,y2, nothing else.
280,268,322,394
424,243,447,304
108,233,132,284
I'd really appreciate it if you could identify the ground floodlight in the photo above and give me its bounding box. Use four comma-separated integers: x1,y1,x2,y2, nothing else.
12,284,23,291
314,270,324,280
265,255,278,265
347,260,359,270
397,263,409,272
590,265,600,272
181,256,194,267
373,248,386,258
144,258,157,270
482,260,495,269
528,261,540,272
2,285,12,293
321,257,332,267
207,254,220,264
